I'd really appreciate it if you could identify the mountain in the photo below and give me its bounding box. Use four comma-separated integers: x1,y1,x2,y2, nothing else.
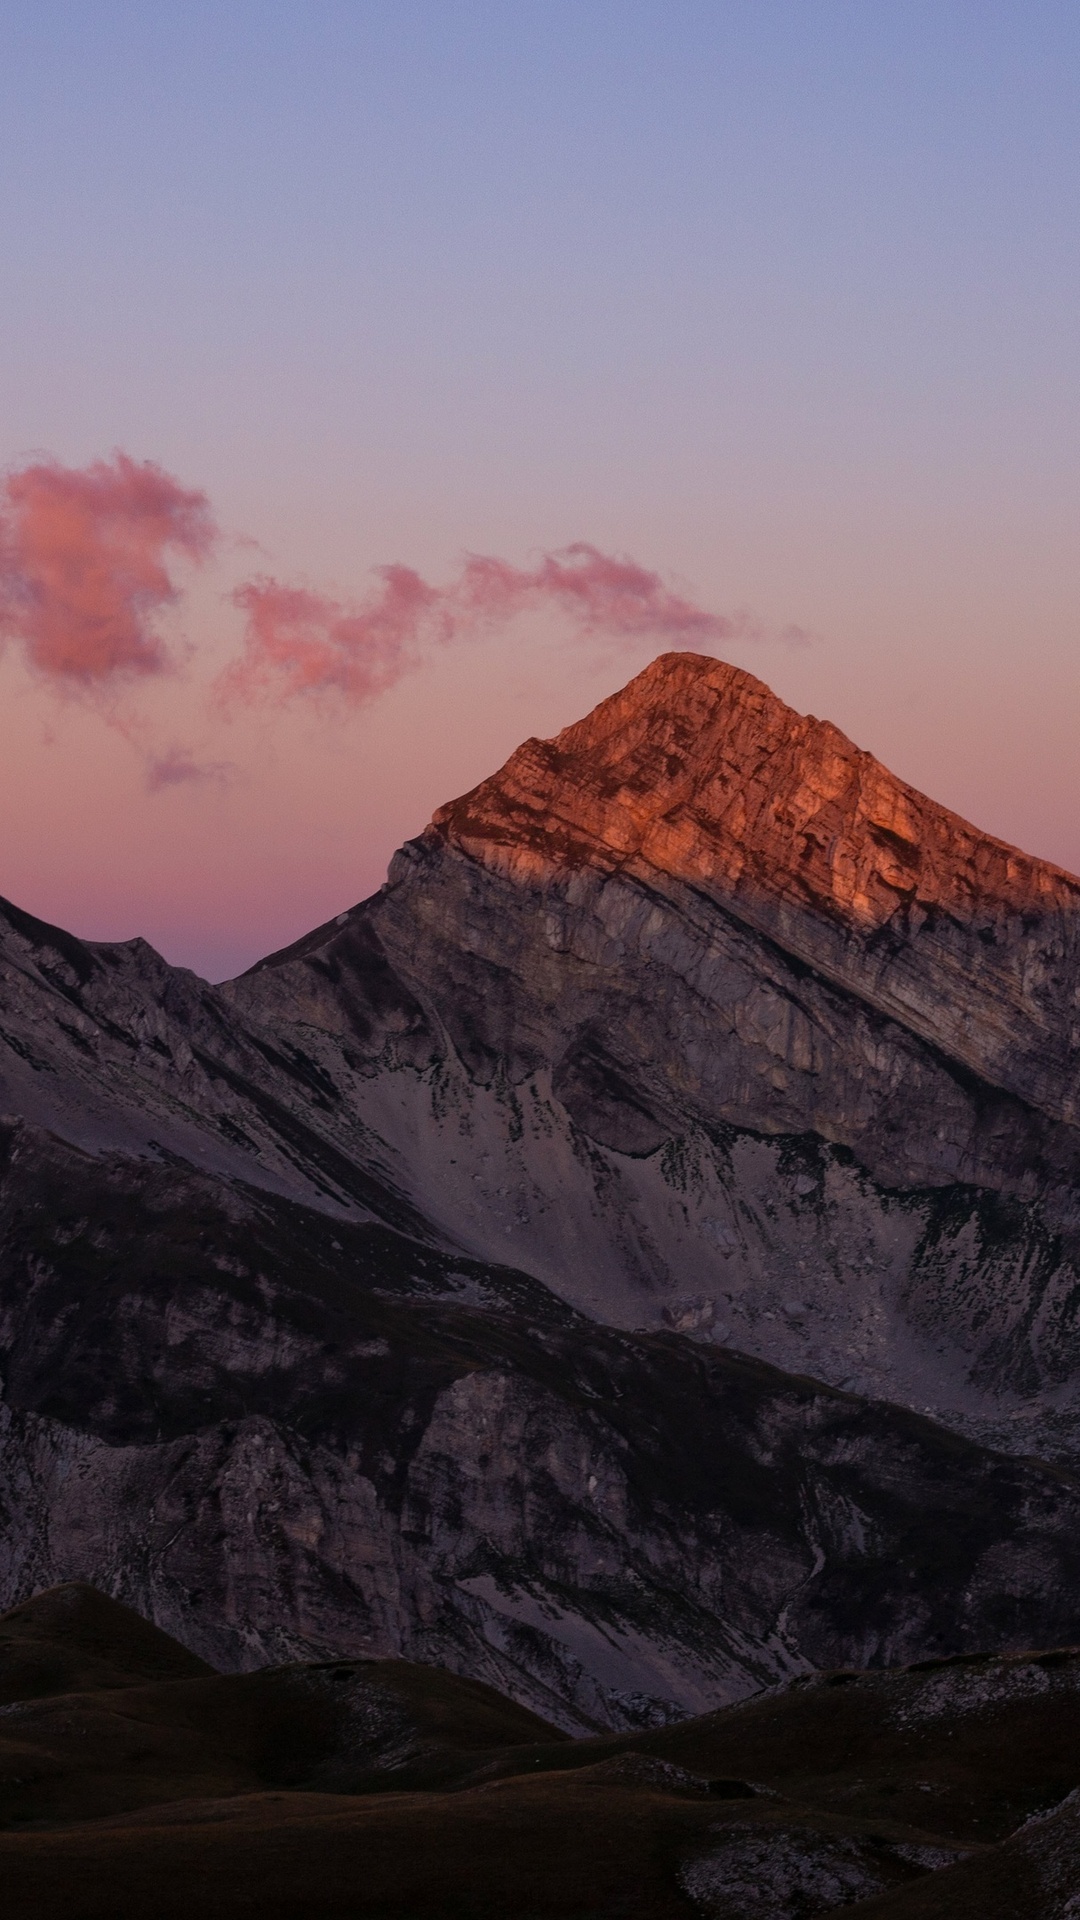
245,649,1080,1445
5,651,1080,1729
3,1584,1079,1919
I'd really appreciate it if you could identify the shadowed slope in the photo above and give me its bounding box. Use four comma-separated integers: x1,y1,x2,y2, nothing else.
3,1589,1080,1919
0,1582,213,1705
0,1589,565,1829
8,1125,1080,1730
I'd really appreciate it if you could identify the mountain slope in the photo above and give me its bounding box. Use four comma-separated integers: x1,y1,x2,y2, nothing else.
9,1119,1080,1726
6,652,1080,1722
3,1588,1080,1920
228,653,1080,1447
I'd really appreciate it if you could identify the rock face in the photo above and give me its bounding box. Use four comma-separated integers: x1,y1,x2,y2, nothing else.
433,650,1080,1132
6,650,1080,1725
229,653,1080,1446
10,1118,1080,1731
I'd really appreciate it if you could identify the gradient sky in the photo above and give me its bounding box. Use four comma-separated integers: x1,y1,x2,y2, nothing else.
2,2,1079,979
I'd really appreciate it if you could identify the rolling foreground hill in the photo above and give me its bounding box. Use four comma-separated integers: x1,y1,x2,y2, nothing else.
6,654,1080,1758
2,1583,1080,1919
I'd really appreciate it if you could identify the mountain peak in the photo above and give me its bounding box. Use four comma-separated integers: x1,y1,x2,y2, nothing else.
432,649,1080,938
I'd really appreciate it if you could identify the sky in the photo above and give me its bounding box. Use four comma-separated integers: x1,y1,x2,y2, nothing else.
1,2,1079,980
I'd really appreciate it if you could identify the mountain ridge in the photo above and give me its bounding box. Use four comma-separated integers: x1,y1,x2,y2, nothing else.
435,651,1079,917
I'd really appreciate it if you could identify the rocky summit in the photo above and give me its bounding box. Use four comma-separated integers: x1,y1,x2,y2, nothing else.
5,651,1080,1756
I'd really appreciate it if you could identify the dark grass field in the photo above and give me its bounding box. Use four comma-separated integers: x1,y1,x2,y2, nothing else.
1,1583,1077,1918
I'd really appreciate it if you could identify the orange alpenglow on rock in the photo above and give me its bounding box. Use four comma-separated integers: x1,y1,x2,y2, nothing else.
432,650,1080,1123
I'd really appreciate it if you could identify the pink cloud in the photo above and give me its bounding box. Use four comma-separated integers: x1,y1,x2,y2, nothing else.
223,543,749,708
451,544,742,644
0,452,215,684
0,450,811,734
221,567,439,704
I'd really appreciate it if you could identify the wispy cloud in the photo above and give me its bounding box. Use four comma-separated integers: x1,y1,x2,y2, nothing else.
0,452,215,684
221,567,438,705
449,545,744,645
144,747,233,794
0,449,815,787
220,543,761,709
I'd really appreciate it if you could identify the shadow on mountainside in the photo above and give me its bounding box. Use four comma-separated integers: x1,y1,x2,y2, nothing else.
0,1584,1078,1918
